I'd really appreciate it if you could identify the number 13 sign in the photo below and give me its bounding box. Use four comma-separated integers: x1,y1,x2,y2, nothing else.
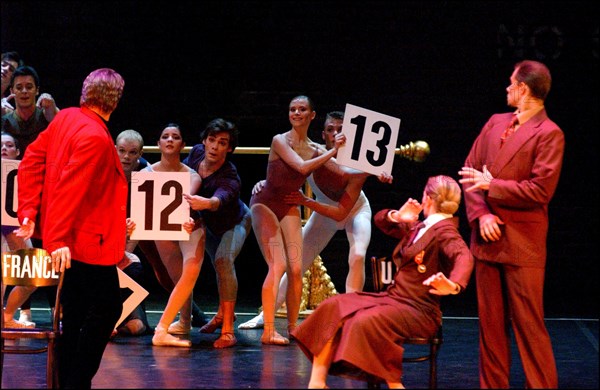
336,103,401,176
129,171,191,241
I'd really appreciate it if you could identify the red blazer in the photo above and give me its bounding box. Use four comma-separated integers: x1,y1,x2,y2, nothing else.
463,109,564,267
17,107,128,266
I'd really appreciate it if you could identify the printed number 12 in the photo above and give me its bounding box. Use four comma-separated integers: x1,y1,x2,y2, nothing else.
137,179,183,231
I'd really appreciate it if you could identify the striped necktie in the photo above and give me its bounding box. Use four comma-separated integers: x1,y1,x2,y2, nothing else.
500,114,519,146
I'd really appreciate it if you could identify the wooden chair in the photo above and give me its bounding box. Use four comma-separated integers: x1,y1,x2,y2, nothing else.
1,248,64,389
368,256,443,389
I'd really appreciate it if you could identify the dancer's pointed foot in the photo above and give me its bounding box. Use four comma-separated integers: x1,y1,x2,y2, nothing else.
168,320,191,335
213,332,237,349
261,330,290,345
200,314,237,334
152,327,191,347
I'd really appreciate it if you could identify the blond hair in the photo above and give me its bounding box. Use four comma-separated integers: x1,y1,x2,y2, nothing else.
116,129,144,149
424,175,461,215
80,68,124,114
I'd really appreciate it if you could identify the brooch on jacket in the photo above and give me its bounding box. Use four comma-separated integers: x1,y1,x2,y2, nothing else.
414,250,426,273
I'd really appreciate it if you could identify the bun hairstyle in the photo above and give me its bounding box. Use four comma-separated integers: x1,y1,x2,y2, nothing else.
424,175,461,215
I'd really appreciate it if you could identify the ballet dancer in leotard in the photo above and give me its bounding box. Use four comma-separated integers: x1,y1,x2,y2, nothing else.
250,96,345,345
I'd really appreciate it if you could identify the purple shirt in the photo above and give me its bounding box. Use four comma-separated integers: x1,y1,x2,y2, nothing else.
183,144,247,236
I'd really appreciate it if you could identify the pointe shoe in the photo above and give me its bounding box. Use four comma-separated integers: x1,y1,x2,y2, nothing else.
168,320,192,335
238,313,264,329
261,330,290,345
213,332,237,349
152,327,192,347
199,314,237,334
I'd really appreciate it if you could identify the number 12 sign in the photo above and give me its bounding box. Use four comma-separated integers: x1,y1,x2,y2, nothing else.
129,171,191,241
336,103,401,176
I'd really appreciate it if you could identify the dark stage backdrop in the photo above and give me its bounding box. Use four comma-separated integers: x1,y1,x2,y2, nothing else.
2,1,598,318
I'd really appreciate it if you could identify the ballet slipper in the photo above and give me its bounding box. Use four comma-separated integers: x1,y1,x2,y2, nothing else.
199,314,237,334
199,316,223,333
168,319,191,335
213,332,237,349
152,326,192,347
261,330,290,345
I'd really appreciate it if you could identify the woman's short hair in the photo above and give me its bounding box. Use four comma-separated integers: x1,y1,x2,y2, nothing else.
80,68,125,113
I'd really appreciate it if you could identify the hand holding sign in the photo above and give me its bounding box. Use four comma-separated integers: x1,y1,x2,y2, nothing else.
335,104,401,176
129,171,191,241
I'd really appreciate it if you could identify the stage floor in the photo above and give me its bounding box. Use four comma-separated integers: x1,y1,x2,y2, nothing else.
1,296,598,389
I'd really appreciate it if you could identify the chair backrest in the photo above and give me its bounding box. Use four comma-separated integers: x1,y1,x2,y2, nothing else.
370,256,396,292
1,247,64,389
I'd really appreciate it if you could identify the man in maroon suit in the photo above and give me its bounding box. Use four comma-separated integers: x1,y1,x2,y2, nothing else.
17,68,127,388
459,60,563,388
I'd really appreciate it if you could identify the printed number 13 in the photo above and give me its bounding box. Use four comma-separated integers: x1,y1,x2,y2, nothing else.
350,115,391,167
137,179,183,231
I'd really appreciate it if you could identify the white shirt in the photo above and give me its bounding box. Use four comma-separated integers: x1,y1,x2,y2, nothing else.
413,213,453,243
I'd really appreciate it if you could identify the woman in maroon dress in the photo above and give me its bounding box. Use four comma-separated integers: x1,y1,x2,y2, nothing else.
291,175,474,388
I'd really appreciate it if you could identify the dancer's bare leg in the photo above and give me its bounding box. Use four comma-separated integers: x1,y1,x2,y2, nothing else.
213,300,237,348
308,334,336,389
252,204,289,345
280,214,303,334
152,229,204,347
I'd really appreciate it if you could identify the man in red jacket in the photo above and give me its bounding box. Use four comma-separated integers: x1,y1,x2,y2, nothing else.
459,60,562,388
16,68,127,389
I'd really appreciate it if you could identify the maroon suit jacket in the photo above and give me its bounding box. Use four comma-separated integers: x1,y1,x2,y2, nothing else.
463,109,564,267
374,210,474,319
17,107,127,266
